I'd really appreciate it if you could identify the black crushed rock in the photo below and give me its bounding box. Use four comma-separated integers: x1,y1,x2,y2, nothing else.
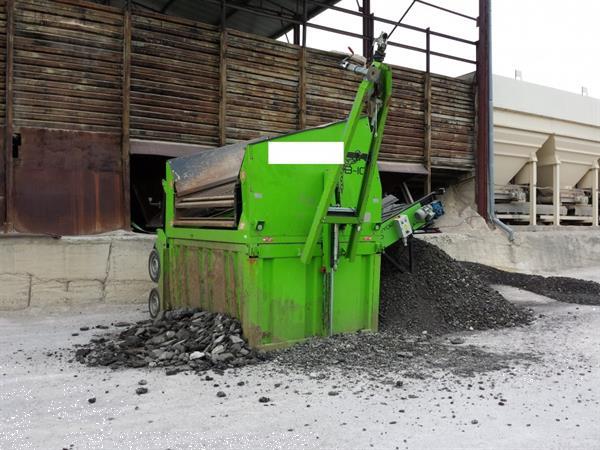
461,262,600,305
74,309,262,374
73,240,539,380
270,240,536,378
270,329,538,378
380,239,533,333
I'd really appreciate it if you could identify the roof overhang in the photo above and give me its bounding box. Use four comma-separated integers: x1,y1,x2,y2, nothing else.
131,0,341,39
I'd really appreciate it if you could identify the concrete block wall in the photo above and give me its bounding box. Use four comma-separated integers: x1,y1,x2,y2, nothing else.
421,229,600,273
0,232,155,311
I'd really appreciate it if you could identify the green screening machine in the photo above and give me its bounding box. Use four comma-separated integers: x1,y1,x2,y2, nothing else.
147,34,444,349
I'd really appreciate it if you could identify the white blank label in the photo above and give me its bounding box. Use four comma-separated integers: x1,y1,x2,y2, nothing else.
268,142,344,164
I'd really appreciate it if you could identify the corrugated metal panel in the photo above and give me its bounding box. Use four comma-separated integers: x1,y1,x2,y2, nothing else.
130,10,220,145
12,0,123,132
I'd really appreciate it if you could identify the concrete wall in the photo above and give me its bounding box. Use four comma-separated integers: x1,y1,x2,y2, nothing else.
3,225,599,312
420,229,600,273
0,232,155,311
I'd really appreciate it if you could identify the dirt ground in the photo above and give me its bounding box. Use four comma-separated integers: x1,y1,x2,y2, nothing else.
1,270,600,449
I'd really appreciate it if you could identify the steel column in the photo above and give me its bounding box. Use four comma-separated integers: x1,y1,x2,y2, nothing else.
476,0,490,220
553,163,560,226
360,0,373,60
592,163,599,227
529,157,537,226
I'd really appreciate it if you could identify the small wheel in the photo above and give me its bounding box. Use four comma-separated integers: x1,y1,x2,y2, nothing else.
148,288,161,318
148,248,160,282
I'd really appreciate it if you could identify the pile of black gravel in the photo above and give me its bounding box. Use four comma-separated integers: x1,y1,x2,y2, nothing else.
461,262,600,305
270,328,537,378
74,240,536,378
379,239,533,333
75,309,262,374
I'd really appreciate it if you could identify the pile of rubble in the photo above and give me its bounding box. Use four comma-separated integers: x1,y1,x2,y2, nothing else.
462,262,600,305
75,309,261,374
379,239,533,333
75,240,536,376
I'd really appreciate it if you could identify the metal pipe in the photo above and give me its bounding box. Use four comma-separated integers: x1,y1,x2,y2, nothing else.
415,0,478,22
306,0,477,45
328,271,334,336
484,0,514,241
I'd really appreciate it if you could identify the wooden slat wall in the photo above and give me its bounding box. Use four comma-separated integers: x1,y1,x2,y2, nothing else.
225,29,299,143
1,0,477,173
304,48,360,128
382,66,426,162
430,74,475,169
4,0,477,166
130,11,220,146
12,0,123,132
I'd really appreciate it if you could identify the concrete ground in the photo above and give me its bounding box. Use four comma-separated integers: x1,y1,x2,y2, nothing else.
1,272,600,449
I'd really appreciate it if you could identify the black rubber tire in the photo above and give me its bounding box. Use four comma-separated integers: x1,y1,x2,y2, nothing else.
148,247,160,282
148,288,161,319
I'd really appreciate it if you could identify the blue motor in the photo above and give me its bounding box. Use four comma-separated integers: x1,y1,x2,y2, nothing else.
430,200,444,218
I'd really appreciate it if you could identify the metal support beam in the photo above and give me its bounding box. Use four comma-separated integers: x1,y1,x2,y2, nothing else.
529,157,537,226
415,0,478,22
553,163,560,226
476,0,490,220
302,0,307,47
360,0,373,60
160,0,178,13
220,0,227,28
592,163,599,227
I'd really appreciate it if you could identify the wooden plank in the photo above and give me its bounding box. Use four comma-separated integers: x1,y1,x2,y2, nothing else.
15,22,122,51
132,9,218,33
18,0,123,26
16,9,122,37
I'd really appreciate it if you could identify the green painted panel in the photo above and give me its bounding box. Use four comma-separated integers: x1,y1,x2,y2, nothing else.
332,253,380,334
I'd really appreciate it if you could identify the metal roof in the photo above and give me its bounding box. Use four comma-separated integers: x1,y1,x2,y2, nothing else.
131,0,341,39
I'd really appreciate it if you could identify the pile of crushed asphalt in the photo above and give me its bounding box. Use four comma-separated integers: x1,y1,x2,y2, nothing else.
74,239,535,377
270,328,537,379
74,309,263,375
379,239,533,333
461,262,600,305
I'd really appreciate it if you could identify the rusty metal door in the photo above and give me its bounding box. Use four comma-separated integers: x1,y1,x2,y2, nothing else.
12,128,125,235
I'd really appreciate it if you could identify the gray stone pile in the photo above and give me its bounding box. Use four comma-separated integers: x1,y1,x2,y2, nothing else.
75,308,261,374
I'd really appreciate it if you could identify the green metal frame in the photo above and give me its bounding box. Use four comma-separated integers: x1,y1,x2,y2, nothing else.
152,51,437,349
